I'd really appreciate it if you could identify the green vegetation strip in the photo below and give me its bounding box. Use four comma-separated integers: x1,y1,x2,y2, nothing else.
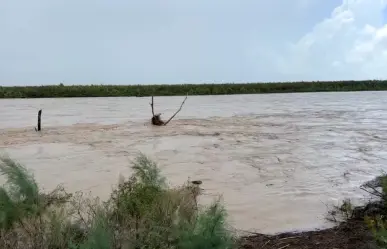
1,80,387,98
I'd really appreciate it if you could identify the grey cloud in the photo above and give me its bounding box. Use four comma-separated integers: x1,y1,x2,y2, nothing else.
1,0,339,85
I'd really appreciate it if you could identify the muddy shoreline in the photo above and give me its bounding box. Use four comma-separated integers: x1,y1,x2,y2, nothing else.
239,218,376,249
239,178,384,249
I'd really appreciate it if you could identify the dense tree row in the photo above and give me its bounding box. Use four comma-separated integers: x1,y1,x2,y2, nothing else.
1,80,387,98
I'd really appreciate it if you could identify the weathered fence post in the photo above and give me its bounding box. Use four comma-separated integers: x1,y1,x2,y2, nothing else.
35,109,42,131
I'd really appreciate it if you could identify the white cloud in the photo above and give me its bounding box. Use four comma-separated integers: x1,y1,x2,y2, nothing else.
278,0,387,81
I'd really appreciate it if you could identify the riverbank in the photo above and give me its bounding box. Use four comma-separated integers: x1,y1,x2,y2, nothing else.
240,177,387,249
1,80,387,98
240,218,376,249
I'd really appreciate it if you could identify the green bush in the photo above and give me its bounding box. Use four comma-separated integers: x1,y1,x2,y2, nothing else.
362,175,387,249
0,153,236,249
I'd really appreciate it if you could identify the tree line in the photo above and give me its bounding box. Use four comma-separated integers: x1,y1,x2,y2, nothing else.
1,80,387,98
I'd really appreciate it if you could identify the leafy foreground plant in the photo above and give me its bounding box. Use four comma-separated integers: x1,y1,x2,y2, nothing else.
0,153,236,249
328,174,387,249
362,175,387,249
0,154,74,248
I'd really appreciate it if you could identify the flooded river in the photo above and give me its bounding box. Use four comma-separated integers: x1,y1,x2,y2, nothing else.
1,91,387,234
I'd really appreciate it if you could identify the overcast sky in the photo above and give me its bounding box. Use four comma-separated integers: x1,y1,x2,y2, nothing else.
1,0,387,86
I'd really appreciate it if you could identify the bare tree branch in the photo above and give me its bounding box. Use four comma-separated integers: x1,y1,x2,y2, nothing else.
164,94,188,125
149,94,188,126
150,96,165,125
149,96,155,117
360,186,383,198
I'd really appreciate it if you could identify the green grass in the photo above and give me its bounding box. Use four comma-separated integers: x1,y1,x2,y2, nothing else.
1,80,387,98
0,153,236,249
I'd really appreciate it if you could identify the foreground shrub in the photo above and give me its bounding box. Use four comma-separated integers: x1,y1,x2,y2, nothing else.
362,175,387,249
328,174,387,249
0,153,236,249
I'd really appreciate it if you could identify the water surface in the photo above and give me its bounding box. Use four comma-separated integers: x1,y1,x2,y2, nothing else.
1,92,387,234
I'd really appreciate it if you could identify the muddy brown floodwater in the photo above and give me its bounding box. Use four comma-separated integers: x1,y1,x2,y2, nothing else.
1,92,387,235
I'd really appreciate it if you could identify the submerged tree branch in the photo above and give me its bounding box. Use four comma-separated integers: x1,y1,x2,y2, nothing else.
150,94,188,126
164,94,188,125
